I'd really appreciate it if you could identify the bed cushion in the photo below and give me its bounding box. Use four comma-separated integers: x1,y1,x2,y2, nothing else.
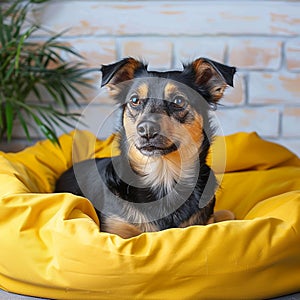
0,130,299,299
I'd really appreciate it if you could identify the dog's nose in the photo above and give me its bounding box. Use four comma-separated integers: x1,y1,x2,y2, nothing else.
137,121,160,139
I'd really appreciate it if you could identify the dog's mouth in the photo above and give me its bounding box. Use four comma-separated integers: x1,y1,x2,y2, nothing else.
137,143,178,156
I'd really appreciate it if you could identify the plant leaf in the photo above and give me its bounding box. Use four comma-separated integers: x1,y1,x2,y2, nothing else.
39,124,59,145
15,27,36,70
51,111,78,128
5,102,14,141
0,0,94,145
16,110,31,141
2,0,22,18
31,85,42,102
31,112,59,145
30,0,50,3
3,61,15,82
0,100,4,130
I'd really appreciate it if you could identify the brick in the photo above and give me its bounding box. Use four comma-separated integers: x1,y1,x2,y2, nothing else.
23,37,106,104
120,38,172,69
14,103,114,141
10,102,101,141
11,103,117,140
12,114,45,139
228,38,282,70
27,38,116,68
64,38,117,103
86,86,116,105
214,107,280,138
76,76,104,104
282,107,300,137
174,38,226,68
75,104,117,139
33,2,300,36
10,0,300,152
26,71,102,105
67,38,117,67
285,39,300,71
249,72,300,104
222,74,246,107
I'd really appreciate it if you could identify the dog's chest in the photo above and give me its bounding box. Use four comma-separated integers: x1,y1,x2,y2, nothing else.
141,158,179,195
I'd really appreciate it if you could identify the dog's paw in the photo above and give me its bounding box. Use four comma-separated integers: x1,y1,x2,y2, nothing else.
102,217,143,239
207,210,235,224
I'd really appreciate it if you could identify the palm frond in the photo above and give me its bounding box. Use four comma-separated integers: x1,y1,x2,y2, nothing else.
0,0,96,144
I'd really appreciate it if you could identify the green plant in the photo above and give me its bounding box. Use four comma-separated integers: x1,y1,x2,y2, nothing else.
0,0,95,144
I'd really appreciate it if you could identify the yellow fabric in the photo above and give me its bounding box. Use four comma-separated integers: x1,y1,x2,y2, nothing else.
0,131,299,299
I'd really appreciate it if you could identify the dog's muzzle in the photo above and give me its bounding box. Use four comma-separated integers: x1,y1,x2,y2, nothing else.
137,120,160,140
136,120,178,156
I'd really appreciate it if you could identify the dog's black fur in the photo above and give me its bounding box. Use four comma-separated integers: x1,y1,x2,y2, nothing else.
55,57,236,238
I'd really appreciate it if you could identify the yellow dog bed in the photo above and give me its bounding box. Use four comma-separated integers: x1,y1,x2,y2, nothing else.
0,131,299,299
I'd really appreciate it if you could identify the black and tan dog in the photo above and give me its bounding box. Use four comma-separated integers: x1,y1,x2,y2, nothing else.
55,57,236,238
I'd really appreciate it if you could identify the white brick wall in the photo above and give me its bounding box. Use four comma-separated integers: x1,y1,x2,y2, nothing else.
286,38,300,71
2,1,300,157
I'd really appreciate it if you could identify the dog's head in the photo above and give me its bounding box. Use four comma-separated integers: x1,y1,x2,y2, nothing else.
100,57,235,174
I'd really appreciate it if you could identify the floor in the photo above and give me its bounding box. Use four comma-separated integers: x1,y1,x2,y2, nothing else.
1,289,300,300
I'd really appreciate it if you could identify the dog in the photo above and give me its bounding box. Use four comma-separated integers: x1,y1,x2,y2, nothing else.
55,57,236,238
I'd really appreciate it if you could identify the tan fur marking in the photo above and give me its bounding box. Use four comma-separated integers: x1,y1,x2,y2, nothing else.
179,211,207,228
106,83,121,97
192,58,228,102
102,218,142,239
164,82,190,106
192,58,208,76
105,58,143,97
162,112,204,173
207,210,235,224
110,58,142,85
164,82,179,99
102,216,158,238
124,106,204,193
137,83,149,99
211,85,227,102
100,218,142,239
139,222,159,233
184,113,204,146
123,108,138,147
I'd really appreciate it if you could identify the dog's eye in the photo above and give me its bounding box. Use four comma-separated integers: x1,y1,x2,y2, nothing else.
172,97,186,108
129,95,141,107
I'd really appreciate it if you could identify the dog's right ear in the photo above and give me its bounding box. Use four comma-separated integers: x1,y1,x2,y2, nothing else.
184,58,236,104
100,57,145,88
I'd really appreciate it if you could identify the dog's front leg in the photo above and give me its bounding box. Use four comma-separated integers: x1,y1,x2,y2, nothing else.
207,210,235,224
101,216,143,239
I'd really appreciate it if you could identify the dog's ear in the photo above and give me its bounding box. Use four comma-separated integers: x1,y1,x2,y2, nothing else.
186,58,236,103
100,57,145,87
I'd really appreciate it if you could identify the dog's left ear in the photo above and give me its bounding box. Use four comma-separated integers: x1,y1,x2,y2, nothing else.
186,58,236,103
100,57,145,87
